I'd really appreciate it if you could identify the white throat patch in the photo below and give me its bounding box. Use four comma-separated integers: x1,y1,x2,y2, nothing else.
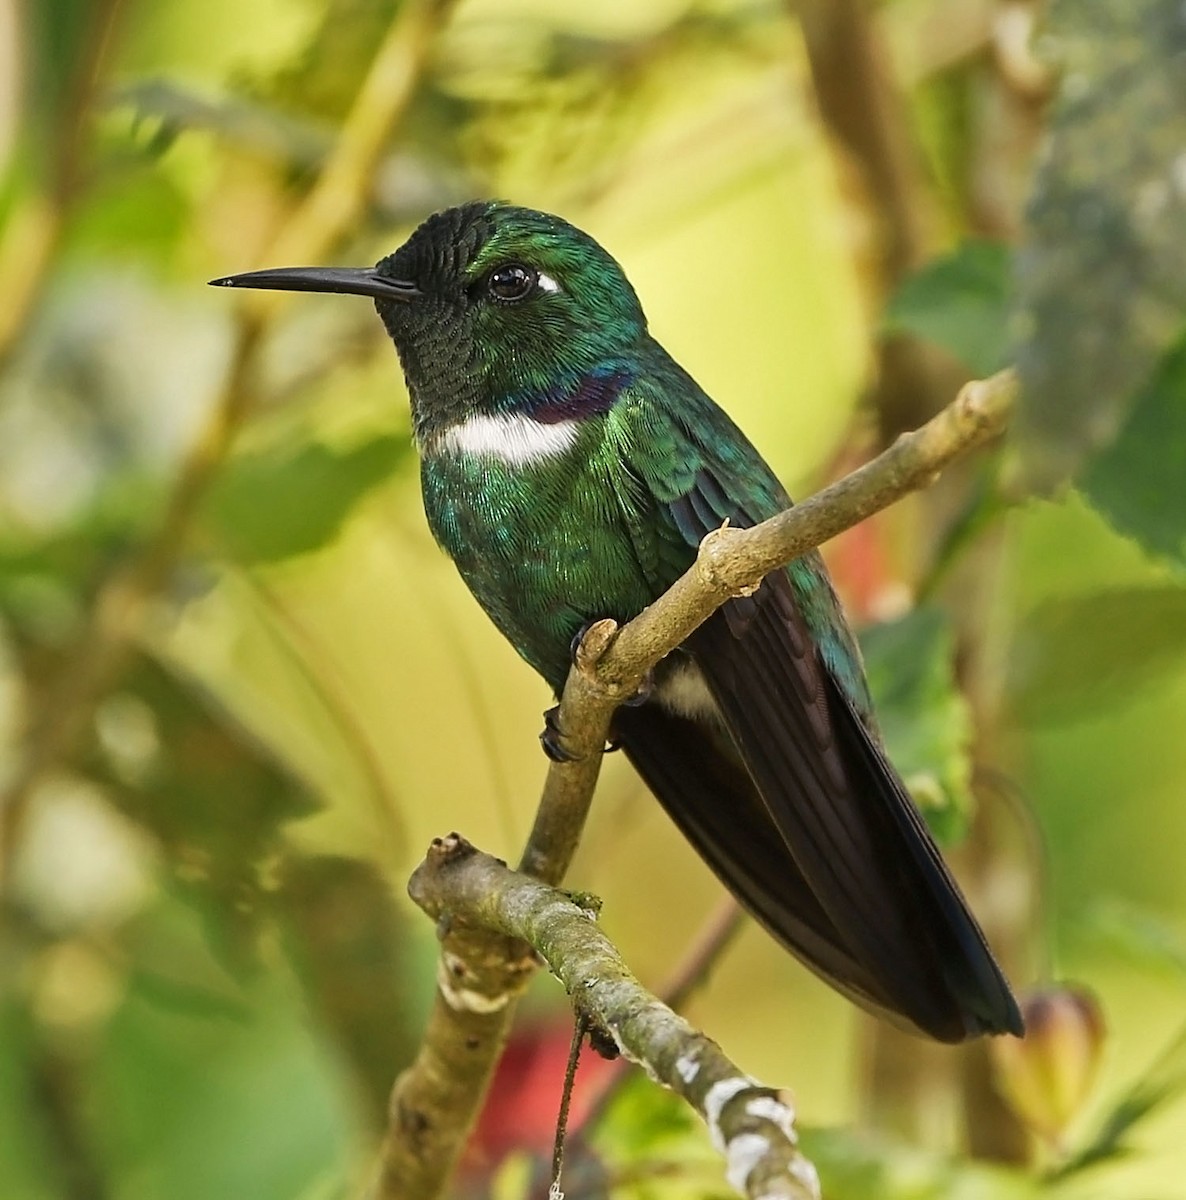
433,412,580,467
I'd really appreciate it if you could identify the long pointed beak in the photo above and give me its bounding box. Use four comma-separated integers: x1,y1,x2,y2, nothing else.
208,265,418,302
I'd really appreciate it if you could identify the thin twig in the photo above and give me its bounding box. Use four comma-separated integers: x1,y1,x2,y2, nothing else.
373,368,1017,1200
657,896,746,1014
550,1015,589,1199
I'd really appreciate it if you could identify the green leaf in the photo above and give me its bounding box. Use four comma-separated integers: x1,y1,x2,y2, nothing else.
1086,898,1186,977
1008,585,1186,722
276,854,424,1132
94,898,356,1200
80,653,319,971
1013,0,1186,487
65,166,190,259
1081,334,1186,567
802,1126,1038,1200
1051,1022,1186,1181
0,999,58,1200
860,608,973,844
204,434,408,565
883,241,1012,378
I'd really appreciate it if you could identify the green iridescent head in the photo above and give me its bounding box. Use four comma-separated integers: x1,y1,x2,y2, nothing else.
211,201,649,437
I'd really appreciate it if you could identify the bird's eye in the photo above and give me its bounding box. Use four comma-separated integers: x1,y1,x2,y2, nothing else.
487,263,537,303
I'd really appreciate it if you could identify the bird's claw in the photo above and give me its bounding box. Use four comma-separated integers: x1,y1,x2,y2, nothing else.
540,705,629,760
540,705,581,763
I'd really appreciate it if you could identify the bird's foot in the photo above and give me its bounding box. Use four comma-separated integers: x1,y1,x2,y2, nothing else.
540,705,581,763
568,621,653,707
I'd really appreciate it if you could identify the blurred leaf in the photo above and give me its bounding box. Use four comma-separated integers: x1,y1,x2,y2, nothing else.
277,854,424,1132
1051,1023,1186,1181
80,653,318,970
802,1127,1037,1200
0,999,58,1200
861,608,973,844
65,165,190,259
1009,585,1186,722
121,885,257,1020
1081,334,1186,567
593,1073,719,1198
884,241,1012,378
245,0,403,123
595,1069,699,1158
1086,899,1186,977
24,0,109,152
1013,0,1186,488
93,917,355,1200
204,434,408,564
114,81,334,171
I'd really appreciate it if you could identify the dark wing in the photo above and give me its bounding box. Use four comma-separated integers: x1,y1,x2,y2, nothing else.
618,463,1022,1041
615,700,920,1022
688,568,1022,1040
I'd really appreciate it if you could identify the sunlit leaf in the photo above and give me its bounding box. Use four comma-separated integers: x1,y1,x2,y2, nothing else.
204,434,408,565
1009,585,1186,722
884,241,1012,378
1081,334,1186,568
861,607,973,844
1014,0,1186,487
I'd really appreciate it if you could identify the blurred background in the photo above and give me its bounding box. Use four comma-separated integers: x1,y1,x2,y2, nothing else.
2,0,1185,1197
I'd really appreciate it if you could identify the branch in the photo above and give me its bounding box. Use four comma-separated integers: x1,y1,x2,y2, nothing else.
373,368,1017,1200
412,835,820,1200
573,896,746,1145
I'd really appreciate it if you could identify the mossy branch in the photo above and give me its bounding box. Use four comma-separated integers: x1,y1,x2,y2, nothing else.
371,368,1018,1200
415,834,819,1200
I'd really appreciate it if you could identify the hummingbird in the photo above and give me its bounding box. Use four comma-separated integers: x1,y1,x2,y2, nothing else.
211,201,1023,1042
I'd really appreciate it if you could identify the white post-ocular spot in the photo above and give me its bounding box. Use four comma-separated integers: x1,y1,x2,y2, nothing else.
436,412,580,467
536,271,561,294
